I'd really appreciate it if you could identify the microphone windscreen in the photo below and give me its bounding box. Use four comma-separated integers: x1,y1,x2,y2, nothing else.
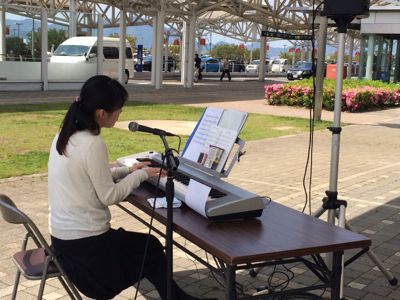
128,122,139,132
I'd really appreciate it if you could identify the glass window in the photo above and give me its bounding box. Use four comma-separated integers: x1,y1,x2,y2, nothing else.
53,45,90,56
90,46,97,55
103,47,119,59
126,47,133,59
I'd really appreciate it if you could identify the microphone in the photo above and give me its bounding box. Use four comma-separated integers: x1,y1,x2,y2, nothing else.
128,122,176,136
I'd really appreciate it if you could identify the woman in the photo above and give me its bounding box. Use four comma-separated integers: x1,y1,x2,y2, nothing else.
48,75,214,300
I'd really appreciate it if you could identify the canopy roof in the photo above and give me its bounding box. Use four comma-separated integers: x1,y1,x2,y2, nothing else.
3,0,399,44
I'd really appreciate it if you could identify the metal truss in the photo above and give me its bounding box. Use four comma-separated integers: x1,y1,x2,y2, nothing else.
3,0,398,43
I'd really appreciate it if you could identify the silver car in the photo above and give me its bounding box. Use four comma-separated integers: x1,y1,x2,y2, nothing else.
246,59,271,73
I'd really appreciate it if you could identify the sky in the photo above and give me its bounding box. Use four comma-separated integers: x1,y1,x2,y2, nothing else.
6,12,288,46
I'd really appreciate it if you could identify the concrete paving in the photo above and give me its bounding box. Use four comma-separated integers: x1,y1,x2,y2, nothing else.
1,78,400,299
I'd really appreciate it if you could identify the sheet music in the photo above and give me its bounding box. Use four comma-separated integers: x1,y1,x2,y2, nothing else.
183,108,247,173
185,180,211,217
180,107,248,218
182,107,224,164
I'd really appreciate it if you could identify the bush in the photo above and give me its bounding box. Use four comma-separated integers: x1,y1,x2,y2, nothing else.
265,79,400,112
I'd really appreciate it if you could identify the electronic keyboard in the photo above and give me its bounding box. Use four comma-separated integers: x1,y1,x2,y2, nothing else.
117,151,266,220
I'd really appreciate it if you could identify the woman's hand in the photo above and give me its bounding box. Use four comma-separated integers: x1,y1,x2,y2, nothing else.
129,161,150,173
143,167,166,178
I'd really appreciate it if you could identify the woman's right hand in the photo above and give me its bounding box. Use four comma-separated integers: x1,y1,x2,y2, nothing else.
143,167,166,178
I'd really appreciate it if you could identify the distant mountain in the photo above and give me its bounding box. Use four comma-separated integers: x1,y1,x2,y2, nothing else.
104,25,153,48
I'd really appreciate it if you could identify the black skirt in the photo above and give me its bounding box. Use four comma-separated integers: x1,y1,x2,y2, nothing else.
51,228,167,300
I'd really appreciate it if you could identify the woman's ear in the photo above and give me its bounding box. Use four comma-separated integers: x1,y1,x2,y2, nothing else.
95,108,107,125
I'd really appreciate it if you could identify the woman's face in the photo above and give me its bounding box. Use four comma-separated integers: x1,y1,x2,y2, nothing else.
97,107,122,128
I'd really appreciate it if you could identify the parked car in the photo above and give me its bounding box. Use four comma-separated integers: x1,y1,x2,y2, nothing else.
141,55,176,72
229,60,246,72
245,59,271,73
201,57,221,72
271,58,289,73
50,36,134,84
286,62,314,80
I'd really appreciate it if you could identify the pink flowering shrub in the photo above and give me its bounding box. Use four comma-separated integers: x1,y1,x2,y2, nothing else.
265,79,400,112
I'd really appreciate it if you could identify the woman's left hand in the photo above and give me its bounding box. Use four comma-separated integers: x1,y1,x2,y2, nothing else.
129,161,150,173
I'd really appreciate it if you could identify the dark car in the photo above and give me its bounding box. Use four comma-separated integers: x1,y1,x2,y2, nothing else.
287,62,314,80
142,55,176,72
229,60,246,72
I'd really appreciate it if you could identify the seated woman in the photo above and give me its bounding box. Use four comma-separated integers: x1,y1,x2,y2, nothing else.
48,75,216,300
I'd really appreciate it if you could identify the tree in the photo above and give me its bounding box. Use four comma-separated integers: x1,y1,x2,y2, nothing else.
210,44,245,60
280,51,291,60
168,45,180,60
108,33,137,49
245,48,260,62
26,28,67,58
6,37,27,57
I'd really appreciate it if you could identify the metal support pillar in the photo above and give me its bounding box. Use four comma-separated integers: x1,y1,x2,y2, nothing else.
376,37,383,79
250,24,256,62
259,29,266,81
181,21,188,87
292,44,296,68
359,36,366,79
315,15,328,121
186,10,195,88
387,40,393,82
155,2,165,89
41,8,48,91
151,16,157,86
118,7,126,84
164,34,169,72
347,36,354,78
365,34,375,80
0,6,5,61
97,14,103,75
394,40,400,83
69,0,77,37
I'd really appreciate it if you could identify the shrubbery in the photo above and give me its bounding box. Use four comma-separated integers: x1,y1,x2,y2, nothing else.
265,79,400,112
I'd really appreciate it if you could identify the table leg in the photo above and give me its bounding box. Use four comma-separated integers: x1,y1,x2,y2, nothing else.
225,265,237,300
331,251,344,300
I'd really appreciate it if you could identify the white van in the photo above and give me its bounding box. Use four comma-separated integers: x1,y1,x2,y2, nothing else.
50,36,134,83
271,58,289,73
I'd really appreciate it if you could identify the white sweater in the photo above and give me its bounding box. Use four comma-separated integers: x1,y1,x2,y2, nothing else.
48,131,148,240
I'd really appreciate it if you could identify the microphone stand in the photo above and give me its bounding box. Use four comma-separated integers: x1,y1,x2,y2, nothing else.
159,134,178,300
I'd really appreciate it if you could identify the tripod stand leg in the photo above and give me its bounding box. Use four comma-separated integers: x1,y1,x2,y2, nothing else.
312,206,326,219
337,204,346,300
340,215,398,286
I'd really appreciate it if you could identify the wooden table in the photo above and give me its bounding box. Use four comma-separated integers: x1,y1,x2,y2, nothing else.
119,183,371,299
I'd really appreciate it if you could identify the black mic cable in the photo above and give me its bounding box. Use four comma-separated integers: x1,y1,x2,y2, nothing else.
133,155,167,300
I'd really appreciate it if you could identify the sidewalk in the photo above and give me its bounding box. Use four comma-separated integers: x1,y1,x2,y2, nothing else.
1,79,400,299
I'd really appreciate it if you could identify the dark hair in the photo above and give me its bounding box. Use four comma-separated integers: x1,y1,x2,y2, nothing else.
56,75,128,155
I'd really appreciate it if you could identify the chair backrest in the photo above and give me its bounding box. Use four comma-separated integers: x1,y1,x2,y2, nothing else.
0,193,52,252
0,193,27,224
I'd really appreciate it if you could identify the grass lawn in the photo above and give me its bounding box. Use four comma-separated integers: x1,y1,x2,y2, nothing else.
0,101,330,179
